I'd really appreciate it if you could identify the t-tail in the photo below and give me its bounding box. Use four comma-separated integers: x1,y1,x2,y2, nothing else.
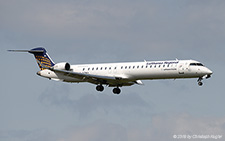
8,47,55,70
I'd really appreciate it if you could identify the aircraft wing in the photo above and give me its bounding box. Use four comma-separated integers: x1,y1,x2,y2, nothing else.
36,59,139,86
52,69,135,86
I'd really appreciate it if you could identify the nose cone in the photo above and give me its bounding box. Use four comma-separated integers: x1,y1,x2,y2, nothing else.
205,68,212,79
206,68,213,75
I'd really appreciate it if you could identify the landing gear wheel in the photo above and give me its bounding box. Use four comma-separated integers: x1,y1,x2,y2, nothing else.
197,77,203,86
96,85,104,92
113,87,121,94
198,81,203,86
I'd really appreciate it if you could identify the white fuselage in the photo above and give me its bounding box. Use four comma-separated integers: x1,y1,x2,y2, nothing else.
10,47,213,94
38,59,212,84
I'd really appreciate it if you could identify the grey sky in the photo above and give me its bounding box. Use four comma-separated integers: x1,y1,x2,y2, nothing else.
1,0,225,141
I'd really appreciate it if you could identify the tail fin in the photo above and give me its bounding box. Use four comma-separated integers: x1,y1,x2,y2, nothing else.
8,47,55,70
29,47,55,70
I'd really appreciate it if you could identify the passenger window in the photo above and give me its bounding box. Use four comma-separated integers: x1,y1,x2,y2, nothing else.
88,68,90,71
100,67,103,70
133,66,135,69
137,66,139,69
105,67,107,70
129,66,131,69
92,68,94,70
83,68,85,71
109,67,111,70
159,65,161,68
125,66,127,69
121,66,123,69
114,67,117,69
96,67,98,70
141,65,144,68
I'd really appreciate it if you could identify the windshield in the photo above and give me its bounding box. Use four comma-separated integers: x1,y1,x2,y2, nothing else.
190,63,204,66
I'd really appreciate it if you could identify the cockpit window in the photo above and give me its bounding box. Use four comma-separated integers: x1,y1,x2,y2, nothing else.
197,63,204,66
190,63,204,66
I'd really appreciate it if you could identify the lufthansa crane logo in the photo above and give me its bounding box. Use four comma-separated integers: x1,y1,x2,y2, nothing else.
35,56,51,70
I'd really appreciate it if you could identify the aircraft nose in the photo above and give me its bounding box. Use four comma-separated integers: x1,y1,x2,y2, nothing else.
204,68,212,79
207,69,213,75
204,68,213,78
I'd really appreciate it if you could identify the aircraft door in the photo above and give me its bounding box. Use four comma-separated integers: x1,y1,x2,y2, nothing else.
178,63,185,74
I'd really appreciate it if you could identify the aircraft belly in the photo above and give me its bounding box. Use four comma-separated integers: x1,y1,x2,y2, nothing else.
126,69,194,80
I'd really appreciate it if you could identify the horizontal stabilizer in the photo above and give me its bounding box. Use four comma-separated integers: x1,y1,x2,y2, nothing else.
8,47,54,70
8,49,44,53
8,50,30,52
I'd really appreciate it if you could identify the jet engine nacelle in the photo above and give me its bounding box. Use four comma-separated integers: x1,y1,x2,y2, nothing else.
53,62,70,70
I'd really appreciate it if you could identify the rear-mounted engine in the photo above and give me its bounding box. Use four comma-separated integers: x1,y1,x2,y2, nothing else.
53,62,70,70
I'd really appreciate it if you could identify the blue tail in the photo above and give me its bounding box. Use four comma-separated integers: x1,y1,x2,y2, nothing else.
28,47,55,70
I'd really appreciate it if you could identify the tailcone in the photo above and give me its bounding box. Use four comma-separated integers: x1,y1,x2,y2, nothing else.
37,71,41,76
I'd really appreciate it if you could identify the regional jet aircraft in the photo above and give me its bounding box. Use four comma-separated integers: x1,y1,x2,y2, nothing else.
9,47,213,94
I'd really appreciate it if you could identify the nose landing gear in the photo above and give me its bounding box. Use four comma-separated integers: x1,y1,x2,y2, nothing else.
198,81,203,86
197,77,203,86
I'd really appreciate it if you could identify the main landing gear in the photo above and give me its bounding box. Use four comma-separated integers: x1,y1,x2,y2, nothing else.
96,85,104,92
113,87,121,94
96,85,121,94
197,77,203,86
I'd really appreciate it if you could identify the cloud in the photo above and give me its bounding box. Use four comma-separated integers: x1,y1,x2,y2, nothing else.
58,113,225,141
38,84,154,119
0,128,55,141
2,0,225,61
152,113,225,135
59,120,127,141
0,0,155,37
3,113,222,141
37,83,225,140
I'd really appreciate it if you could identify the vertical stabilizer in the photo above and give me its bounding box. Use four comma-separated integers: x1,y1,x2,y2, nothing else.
28,47,55,70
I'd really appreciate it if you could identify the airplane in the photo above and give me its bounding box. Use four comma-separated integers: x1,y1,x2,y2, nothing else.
8,47,213,94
